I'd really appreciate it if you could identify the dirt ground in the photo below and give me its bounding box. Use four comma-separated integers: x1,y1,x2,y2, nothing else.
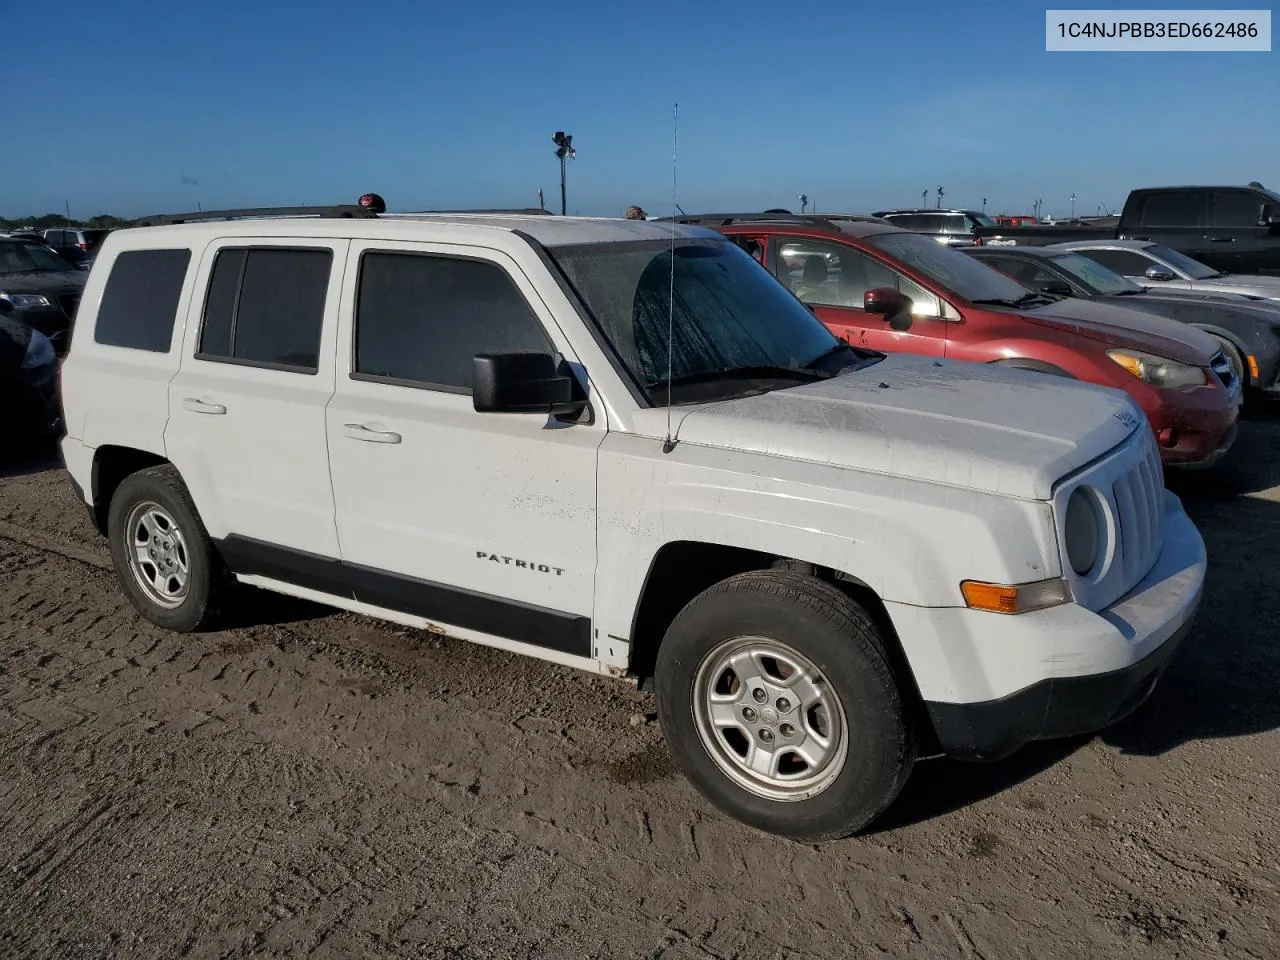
1,416,1279,960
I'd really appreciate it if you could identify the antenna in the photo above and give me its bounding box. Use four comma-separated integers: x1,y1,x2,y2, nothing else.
663,102,679,454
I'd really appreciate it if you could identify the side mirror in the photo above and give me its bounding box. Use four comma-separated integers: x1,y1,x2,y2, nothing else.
1040,280,1075,297
1144,265,1175,281
472,351,585,416
864,287,914,331
1261,203,1279,227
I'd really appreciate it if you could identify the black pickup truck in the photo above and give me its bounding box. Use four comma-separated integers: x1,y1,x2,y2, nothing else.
975,184,1280,276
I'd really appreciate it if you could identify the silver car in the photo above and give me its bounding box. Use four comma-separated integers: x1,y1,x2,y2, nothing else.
1051,239,1280,302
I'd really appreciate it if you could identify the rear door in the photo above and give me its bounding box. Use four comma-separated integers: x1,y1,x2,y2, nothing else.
1127,190,1208,261
166,239,347,561
769,235,951,356
1206,189,1272,274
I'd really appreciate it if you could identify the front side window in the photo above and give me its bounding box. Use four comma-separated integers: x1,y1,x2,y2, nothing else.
1073,248,1158,277
546,238,859,401
868,232,1029,303
775,238,942,317
1209,190,1265,228
354,252,552,391
1145,244,1219,279
198,247,332,371
94,248,191,352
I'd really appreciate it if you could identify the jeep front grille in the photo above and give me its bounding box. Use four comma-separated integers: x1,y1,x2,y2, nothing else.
1111,435,1165,589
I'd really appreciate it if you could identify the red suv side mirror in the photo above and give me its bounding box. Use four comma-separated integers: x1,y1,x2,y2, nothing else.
864,287,914,331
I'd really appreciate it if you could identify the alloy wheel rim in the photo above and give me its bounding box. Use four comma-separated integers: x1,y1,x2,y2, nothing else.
692,636,848,802
124,501,191,609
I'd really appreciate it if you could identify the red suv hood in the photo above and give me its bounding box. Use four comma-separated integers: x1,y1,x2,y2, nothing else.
1018,298,1218,366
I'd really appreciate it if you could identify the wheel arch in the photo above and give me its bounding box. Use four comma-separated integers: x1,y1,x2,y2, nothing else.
90,444,170,536
625,540,931,744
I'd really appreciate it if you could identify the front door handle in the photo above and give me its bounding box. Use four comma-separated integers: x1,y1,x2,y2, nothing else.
343,423,402,444
183,397,226,415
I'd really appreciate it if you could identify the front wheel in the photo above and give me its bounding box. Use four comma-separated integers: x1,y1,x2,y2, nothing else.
654,571,916,841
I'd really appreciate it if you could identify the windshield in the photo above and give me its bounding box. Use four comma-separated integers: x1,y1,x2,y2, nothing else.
971,214,998,228
1146,243,1219,279
868,232,1029,302
0,240,77,274
546,238,855,402
1048,253,1142,295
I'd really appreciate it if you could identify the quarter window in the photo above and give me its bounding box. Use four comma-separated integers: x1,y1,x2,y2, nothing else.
198,247,332,372
94,248,192,352
354,252,553,391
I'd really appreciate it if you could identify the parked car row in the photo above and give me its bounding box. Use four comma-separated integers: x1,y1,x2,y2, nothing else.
878,182,1280,277
38,196,1220,843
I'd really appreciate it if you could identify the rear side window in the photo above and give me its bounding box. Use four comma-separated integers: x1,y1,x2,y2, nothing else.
354,252,552,391
93,249,192,352
198,247,332,372
1137,192,1202,227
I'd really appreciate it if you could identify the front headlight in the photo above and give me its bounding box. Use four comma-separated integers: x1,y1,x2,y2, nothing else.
0,293,53,309
1064,487,1101,576
21,329,56,370
1106,348,1206,388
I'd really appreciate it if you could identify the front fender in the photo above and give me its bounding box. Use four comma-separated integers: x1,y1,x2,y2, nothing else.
593,432,1060,648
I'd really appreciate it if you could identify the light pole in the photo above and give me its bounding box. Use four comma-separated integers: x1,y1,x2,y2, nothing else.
982,197,987,212
936,185,944,209
921,189,928,207
552,131,575,216
799,193,809,214
1070,192,1077,218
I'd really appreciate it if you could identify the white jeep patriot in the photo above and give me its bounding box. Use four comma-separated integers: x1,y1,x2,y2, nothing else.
58,206,1206,840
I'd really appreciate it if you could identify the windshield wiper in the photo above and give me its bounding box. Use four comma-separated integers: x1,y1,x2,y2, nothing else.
647,364,831,390
970,292,1050,308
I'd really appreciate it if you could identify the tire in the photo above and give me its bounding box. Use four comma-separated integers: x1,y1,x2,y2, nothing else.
654,571,916,841
106,464,231,632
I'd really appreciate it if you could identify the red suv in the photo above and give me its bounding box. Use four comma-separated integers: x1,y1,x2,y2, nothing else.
711,217,1241,468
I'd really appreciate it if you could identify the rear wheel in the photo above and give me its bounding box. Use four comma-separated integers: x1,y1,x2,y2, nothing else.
107,464,231,632
655,571,916,841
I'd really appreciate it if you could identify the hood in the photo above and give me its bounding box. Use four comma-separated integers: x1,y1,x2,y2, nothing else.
0,270,87,295
633,354,1143,501
1019,296,1218,364
1100,291,1280,329
1197,274,1280,299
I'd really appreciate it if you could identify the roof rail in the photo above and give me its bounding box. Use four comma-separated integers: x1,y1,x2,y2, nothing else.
131,204,380,226
132,192,388,226
387,208,556,216
654,212,889,230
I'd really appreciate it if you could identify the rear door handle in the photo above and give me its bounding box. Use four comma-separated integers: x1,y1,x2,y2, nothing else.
1205,236,1236,243
182,397,226,415
343,423,402,444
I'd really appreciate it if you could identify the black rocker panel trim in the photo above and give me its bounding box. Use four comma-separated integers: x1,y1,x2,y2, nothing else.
215,535,592,657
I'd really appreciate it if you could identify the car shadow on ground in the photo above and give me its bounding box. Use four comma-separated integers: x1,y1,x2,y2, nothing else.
0,437,63,478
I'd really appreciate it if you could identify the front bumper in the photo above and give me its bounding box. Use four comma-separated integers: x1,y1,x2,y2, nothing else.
887,490,1205,761
1144,381,1240,468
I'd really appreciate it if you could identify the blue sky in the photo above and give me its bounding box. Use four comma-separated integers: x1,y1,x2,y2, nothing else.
3,0,1277,220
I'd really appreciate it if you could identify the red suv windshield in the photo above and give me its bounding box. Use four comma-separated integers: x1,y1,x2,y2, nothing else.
869,232,1029,303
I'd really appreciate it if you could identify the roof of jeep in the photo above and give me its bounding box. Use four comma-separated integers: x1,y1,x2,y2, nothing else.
113,214,719,248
